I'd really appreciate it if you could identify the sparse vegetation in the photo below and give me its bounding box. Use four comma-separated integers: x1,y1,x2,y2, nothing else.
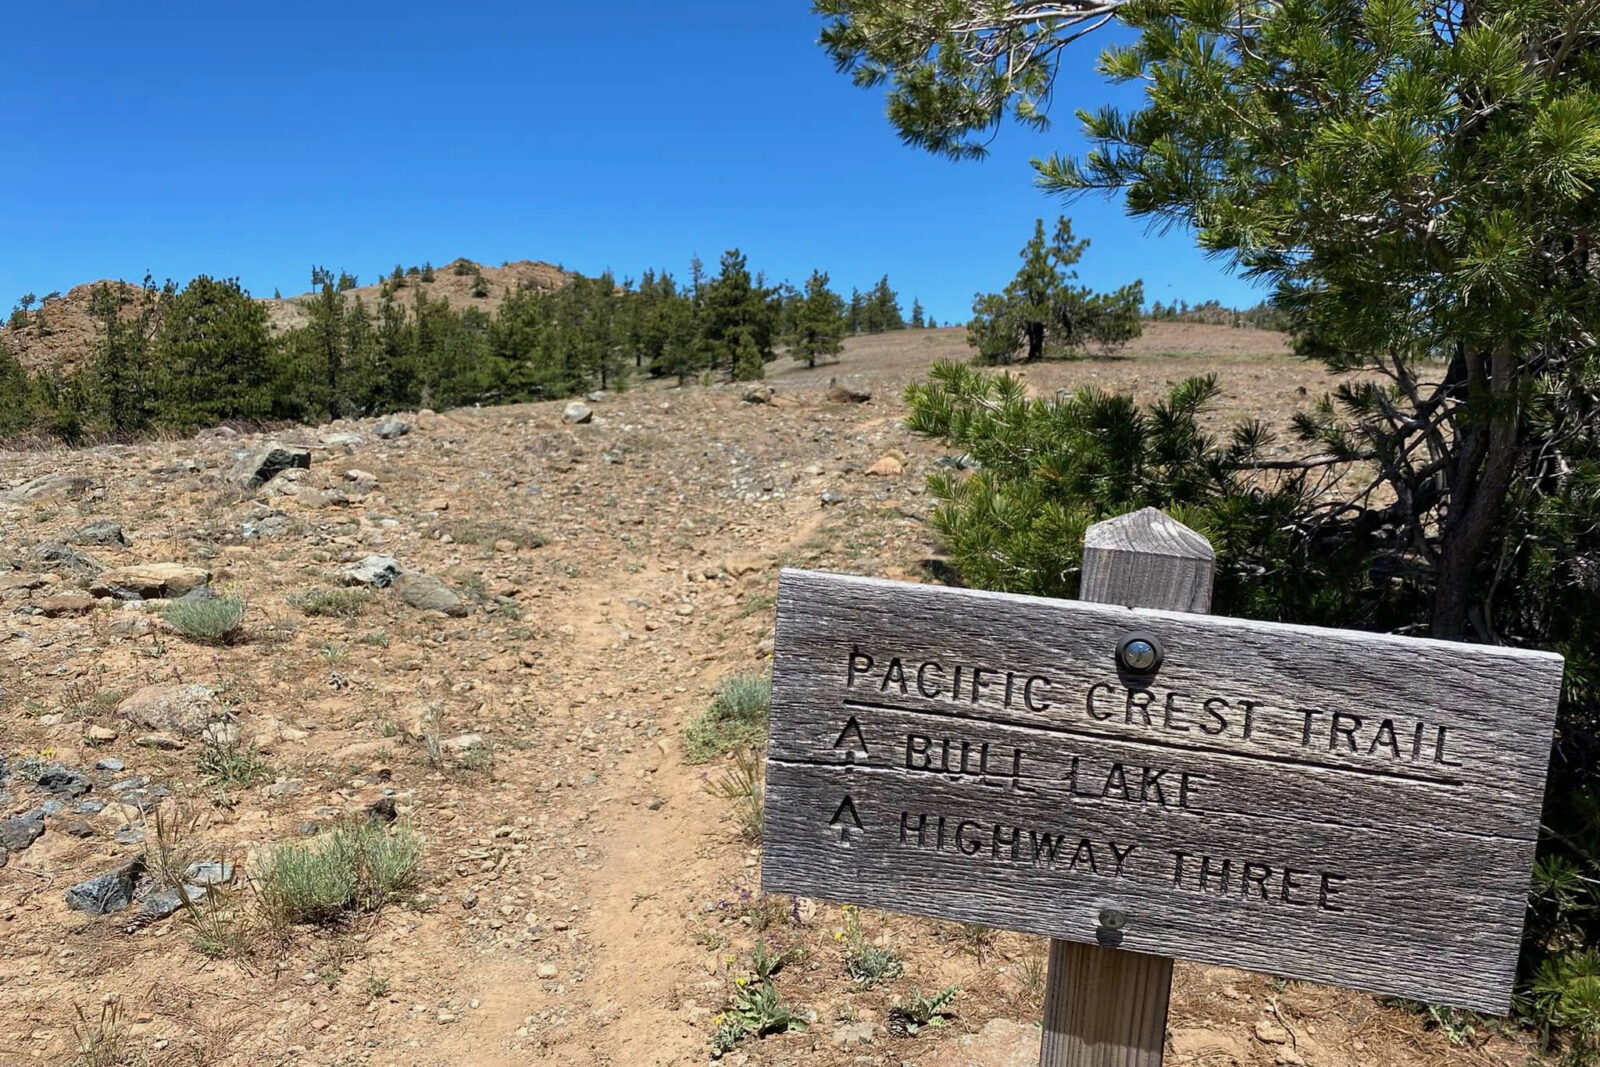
888,985,958,1036
291,587,370,619
69,999,142,1067
702,747,763,842
684,672,771,764
253,820,422,928
196,731,272,791
162,595,247,644
840,905,902,988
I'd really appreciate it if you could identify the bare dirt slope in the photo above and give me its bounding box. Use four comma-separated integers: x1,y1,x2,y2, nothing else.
0,324,1539,1067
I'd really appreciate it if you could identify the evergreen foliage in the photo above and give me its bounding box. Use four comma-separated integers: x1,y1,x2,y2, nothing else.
827,0,1600,1045
787,270,847,368
0,251,867,440
968,217,1143,364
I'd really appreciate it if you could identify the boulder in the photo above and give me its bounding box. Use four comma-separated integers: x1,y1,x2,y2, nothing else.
742,386,774,404
35,764,91,797
117,683,218,738
90,562,212,600
0,812,44,852
394,573,469,617
321,431,364,447
866,454,905,477
825,379,872,404
83,725,118,746
228,445,311,489
342,555,403,589
562,401,593,425
70,521,130,547
65,856,145,916
5,473,100,502
39,593,98,618
374,419,411,439
34,543,103,576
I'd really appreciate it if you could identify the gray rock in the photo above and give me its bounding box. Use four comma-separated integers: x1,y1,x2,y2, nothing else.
71,521,130,547
395,573,469,617
35,764,91,798
77,799,106,814
228,445,311,489
141,887,185,919
65,819,94,838
832,1021,877,1049
33,542,103,576
95,758,125,773
820,488,848,506
241,514,291,539
825,378,872,404
113,827,146,845
562,401,593,425
341,555,403,589
742,386,774,404
184,861,235,886
0,847,7,869
0,812,44,852
321,432,364,447
374,419,411,439
5,473,100,502
65,857,144,915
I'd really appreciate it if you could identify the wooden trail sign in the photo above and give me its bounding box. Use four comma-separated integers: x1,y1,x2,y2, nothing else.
760,509,1563,1035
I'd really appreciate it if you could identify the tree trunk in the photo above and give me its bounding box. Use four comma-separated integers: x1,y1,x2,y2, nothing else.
1026,321,1045,362
1430,344,1520,641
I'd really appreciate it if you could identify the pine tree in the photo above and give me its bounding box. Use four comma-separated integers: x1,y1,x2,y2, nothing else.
0,346,28,437
787,270,847,369
846,288,864,334
151,275,273,428
700,250,776,378
910,299,925,329
88,277,158,436
861,276,904,333
967,218,1142,364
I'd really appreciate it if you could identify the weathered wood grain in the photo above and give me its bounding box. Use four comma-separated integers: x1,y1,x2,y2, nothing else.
1046,508,1210,1067
760,562,1563,1015
1042,939,1172,1067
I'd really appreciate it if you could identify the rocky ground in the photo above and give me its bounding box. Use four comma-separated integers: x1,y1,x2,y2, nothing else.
0,325,1545,1066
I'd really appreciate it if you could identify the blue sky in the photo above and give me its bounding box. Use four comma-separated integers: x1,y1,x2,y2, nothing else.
2,2,1262,323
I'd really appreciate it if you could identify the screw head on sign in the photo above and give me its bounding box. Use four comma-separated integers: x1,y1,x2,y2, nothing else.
1098,908,1127,931
1115,632,1164,674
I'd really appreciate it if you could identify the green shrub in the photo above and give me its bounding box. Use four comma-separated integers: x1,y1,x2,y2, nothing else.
907,361,1600,1049
254,821,421,927
683,673,771,764
291,588,370,619
162,596,247,644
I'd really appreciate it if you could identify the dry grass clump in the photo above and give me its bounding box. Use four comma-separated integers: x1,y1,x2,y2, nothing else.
161,596,247,644
255,820,422,927
684,672,771,764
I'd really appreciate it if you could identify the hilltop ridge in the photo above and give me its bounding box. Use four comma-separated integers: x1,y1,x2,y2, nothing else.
1,258,570,374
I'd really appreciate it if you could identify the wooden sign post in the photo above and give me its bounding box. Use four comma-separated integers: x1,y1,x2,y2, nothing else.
761,507,1564,1064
